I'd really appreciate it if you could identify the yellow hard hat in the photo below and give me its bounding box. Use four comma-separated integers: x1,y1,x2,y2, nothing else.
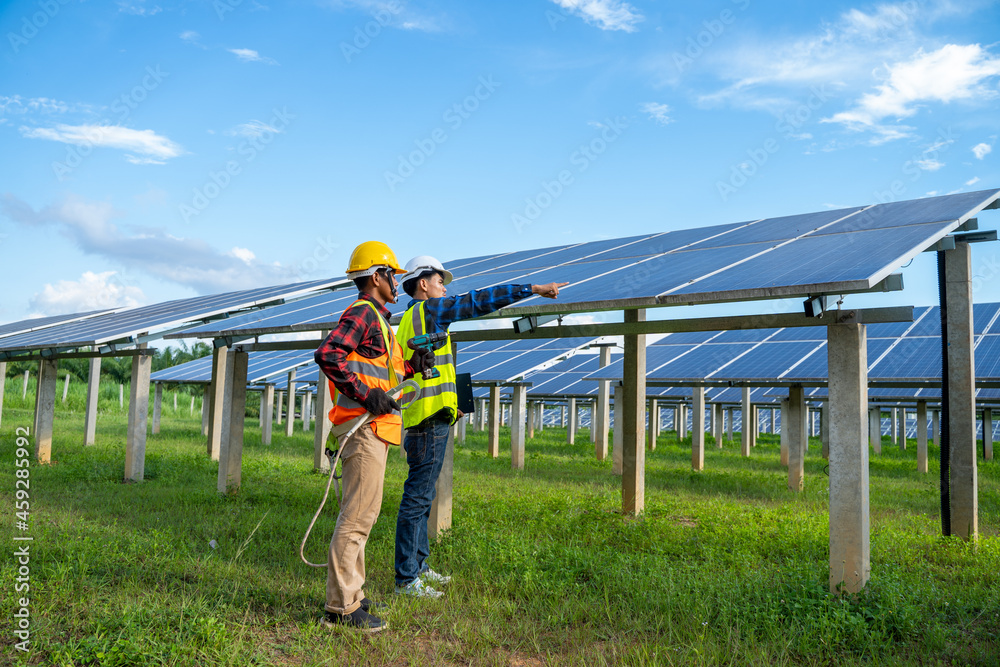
346,241,404,278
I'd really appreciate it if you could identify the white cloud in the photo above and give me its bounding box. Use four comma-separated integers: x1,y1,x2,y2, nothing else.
118,0,162,16
551,0,644,32
29,271,145,316
228,48,278,65
226,120,283,138
824,44,1000,136
972,142,992,159
966,177,981,186
1,194,304,294
916,158,944,171
231,247,256,264
0,95,92,116
19,124,183,163
639,102,673,125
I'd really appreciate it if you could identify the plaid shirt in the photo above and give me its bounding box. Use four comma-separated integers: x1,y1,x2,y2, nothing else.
407,284,533,333
314,293,414,404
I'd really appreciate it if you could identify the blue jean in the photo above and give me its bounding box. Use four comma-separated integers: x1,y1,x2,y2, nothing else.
395,419,450,586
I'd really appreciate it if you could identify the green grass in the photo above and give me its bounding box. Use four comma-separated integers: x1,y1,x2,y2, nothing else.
0,401,998,666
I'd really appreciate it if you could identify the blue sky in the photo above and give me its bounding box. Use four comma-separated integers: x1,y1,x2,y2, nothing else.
1,0,999,327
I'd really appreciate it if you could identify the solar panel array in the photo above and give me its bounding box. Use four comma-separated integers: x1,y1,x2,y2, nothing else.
588,302,1000,385
150,350,315,385
0,278,345,356
0,310,116,340
165,189,999,340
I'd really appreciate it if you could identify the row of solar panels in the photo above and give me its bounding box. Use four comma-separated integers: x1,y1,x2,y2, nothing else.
1,189,996,357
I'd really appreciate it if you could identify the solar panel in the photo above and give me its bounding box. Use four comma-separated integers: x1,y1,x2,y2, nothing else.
0,309,116,339
171,289,359,338
0,278,345,354
149,350,316,384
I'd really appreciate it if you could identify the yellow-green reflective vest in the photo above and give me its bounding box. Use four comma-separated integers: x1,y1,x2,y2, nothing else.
397,300,457,427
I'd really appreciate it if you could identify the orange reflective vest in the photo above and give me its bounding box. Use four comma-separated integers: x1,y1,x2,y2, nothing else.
328,299,407,445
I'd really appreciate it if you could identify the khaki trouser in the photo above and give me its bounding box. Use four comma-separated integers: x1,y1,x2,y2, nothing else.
325,424,390,615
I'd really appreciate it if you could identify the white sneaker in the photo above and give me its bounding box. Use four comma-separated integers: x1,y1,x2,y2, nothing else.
395,577,443,598
421,568,451,585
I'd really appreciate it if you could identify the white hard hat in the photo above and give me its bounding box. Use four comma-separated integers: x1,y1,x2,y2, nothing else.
401,255,454,286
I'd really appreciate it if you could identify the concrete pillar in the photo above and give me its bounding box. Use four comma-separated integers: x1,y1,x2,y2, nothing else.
84,357,101,446
62,373,70,403
201,385,210,436
944,244,977,540
217,350,248,494
314,370,333,472
769,407,776,435
589,400,597,443
692,387,705,471
984,408,993,461
538,403,545,431
780,397,789,466
301,391,312,432
173,392,177,413
622,309,646,515
285,369,297,438
612,383,623,475
207,345,228,460
119,384,124,409
647,398,658,451
428,427,454,539
897,407,907,450
714,403,724,448
827,322,870,595
917,400,929,474
151,383,163,435
890,408,899,447
741,387,752,457
276,390,284,425
820,404,830,459
511,385,528,470
560,405,566,428
653,402,661,439
726,407,733,441
22,370,29,399
190,395,195,417
34,360,58,464
595,345,612,461
124,349,152,482
933,409,940,447
567,397,577,444
262,385,275,446
527,400,536,440
788,386,806,492
488,385,501,458
458,413,467,443
869,407,881,455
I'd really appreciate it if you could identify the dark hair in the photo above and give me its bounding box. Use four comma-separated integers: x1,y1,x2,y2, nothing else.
353,275,372,291
402,270,439,298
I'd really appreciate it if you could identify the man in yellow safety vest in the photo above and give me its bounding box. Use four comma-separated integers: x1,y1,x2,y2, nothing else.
394,254,567,597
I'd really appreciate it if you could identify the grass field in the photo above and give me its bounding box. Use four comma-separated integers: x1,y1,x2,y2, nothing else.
1,391,998,666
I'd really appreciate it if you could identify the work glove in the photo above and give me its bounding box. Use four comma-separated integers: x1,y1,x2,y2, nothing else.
362,387,401,416
409,348,436,375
